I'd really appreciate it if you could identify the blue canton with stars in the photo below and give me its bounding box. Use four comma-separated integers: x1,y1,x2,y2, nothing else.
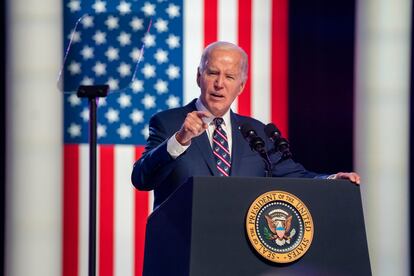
63,0,183,145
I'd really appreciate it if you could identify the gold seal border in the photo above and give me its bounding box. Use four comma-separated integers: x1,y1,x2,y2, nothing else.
245,191,314,264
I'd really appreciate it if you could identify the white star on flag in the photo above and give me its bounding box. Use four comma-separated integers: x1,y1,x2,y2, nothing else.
105,15,119,30
130,109,144,124
117,1,132,15
105,108,120,123
68,61,81,75
141,63,156,78
93,30,106,45
142,2,156,16
130,79,144,93
97,123,107,138
80,107,89,122
166,64,180,79
105,47,119,61
130,17,144,31
117,93,132,108
67,94,81,106
93,61,106,76
154,79,168,94
142,94,156,109
68,30,81,43
166,34,180,49
97,97,107,106
117,62,131,77
92,0,106,13
130,47,142,62
166,95,180,108
154,49,168,63
68,123,82,137
166,3,180,18
107,77,119,90
143,33,156,47
81,15,94,28
67,0,81,12
141,124,150,139
118,32,131,46
154,18,168,33
81,76,94,85
80,45,94,59
117,124,132,139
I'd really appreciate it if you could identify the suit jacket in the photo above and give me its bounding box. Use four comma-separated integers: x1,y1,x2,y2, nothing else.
131,99,325,208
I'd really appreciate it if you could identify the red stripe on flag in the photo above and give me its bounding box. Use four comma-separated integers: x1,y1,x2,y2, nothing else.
238,0,252,116
99,146,115,276
62,145,79,276
134,146,149,276
271,0,289,136
204,0,218,46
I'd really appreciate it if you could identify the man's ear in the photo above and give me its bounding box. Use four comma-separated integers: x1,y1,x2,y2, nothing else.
238,80,246,95
196,67,201,87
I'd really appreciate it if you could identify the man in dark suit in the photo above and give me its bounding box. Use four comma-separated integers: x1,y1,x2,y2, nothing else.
131,41,360,209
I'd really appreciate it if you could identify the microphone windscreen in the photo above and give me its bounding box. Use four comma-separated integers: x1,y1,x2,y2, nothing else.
240,123,255,138
264,123,280,139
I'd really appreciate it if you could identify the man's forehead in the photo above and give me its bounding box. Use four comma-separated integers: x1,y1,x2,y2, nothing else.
206,52,242,68
205,63,242,74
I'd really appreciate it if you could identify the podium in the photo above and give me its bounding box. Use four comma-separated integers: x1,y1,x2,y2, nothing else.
143,177,371,276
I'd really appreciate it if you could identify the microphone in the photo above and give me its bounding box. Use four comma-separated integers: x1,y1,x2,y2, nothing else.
264,123,292,159
240,123,266,153
240,123,272,177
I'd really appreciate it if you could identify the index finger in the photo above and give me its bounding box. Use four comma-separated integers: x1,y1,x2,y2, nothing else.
195,111,214,125
195,110,212,118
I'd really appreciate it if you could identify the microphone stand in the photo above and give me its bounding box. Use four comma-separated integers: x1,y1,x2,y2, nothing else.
259,151,273,177
77,84,109,276
248,139,273,177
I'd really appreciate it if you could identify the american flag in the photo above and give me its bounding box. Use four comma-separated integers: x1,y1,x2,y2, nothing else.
62,0,288,276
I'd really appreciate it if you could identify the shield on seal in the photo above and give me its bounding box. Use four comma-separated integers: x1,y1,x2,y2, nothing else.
275,221,285,239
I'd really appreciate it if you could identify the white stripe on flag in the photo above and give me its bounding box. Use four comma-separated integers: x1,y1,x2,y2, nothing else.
114,146,135,276
218,0,239,112
184,0,204,105
251,0,271,123
79,145,90,276
218,0,238,44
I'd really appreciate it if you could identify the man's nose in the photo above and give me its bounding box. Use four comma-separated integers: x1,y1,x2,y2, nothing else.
214,74,224,88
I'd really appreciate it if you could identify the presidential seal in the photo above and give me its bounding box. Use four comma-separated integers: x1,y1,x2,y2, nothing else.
245,191,314,263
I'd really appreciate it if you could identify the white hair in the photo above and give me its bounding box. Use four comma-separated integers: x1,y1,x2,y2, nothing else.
198,41,248,82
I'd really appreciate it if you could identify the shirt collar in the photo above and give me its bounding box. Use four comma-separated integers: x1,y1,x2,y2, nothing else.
195,98,231,127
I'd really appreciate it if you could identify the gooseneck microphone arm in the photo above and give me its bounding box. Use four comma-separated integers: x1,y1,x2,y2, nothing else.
240,123,273,177
264,123,292,159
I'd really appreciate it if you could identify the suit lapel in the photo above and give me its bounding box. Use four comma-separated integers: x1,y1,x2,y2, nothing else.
229,112,247,176
193,133,220,176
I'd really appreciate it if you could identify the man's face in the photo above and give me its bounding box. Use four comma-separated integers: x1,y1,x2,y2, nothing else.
197,48,246,117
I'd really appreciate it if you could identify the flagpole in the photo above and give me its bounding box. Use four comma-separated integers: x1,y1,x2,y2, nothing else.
77,85,109,276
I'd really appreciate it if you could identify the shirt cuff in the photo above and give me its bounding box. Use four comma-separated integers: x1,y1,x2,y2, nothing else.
327,174,337,179
167,132,190,159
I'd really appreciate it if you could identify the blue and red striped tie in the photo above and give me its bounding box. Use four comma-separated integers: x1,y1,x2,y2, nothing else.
212,118,231,176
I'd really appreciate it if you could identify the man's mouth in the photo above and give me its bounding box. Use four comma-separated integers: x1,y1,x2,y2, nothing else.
211,92,224,99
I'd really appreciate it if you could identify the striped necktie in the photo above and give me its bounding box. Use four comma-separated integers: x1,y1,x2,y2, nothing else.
212,118,231,176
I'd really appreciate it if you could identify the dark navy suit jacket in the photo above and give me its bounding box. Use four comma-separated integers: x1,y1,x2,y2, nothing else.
131,99,325,208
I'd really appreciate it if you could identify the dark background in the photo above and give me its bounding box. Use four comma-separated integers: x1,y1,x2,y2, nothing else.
288,1,355,175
